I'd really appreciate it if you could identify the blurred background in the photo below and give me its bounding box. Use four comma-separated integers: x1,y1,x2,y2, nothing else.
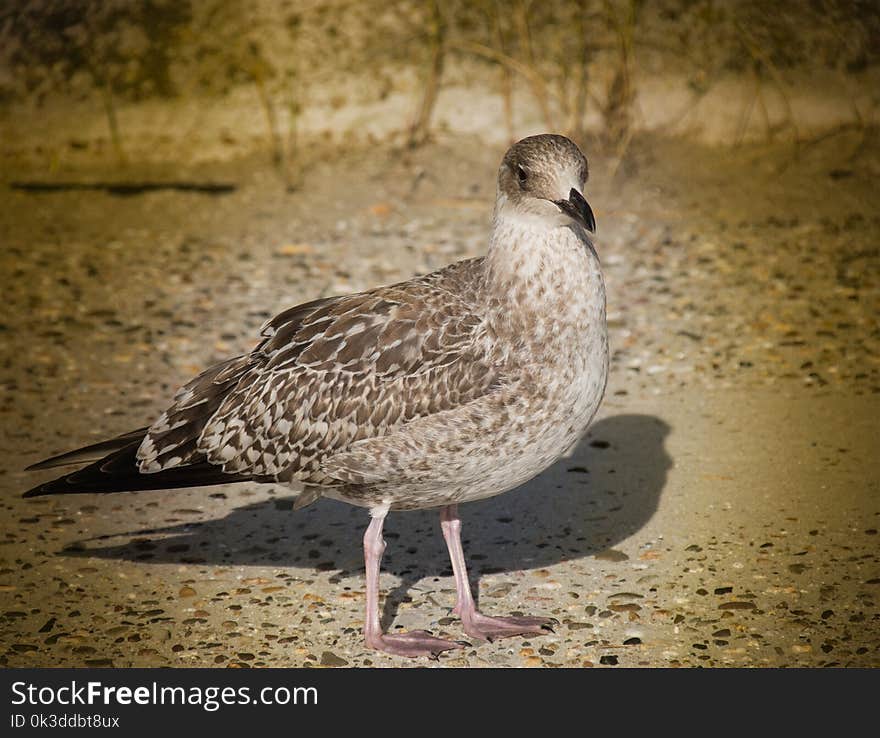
1,0,879,175
0,1,878,669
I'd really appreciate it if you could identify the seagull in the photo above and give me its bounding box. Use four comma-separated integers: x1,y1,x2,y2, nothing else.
24,134,608,658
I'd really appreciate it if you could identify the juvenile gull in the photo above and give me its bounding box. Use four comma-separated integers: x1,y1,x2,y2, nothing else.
24,134,607,658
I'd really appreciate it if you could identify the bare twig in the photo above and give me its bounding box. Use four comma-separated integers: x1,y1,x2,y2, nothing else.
602,0,640,154
569,7,594,142
82,9,127,167
733,69,761,146
98,82,126,167
284,71,303,191
407,0,446,148
736,21,800,142
492,0,515,143
512,0,553,129
449,38,562,127
252,71,284,170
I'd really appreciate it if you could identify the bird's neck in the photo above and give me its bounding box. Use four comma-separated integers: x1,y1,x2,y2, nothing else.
483,211,606,353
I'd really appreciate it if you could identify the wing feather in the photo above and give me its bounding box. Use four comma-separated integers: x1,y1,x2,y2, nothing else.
137,258,499,484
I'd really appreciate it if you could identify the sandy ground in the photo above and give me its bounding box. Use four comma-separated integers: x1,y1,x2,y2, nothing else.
0,131,878,667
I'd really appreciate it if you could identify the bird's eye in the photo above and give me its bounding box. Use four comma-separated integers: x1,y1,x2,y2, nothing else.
516,165,528,187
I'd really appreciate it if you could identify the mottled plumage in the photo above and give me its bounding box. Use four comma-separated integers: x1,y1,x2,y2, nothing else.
25,134,608,658
134,259,499,500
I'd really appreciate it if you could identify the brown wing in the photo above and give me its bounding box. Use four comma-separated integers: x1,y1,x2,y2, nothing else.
136,258,499,484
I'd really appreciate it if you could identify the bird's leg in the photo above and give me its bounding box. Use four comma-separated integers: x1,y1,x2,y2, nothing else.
440,504,556,642
362,507,466,658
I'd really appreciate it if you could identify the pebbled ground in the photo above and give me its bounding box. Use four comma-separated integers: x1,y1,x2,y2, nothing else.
1,131,878,667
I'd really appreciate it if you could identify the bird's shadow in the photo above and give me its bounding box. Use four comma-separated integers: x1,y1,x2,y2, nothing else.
63,414,672,630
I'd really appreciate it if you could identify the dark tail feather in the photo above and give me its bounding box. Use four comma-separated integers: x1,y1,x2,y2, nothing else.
23,439,253,498
25,428,149,471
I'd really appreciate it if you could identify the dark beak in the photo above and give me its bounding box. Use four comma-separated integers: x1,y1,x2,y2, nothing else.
554,188,596,233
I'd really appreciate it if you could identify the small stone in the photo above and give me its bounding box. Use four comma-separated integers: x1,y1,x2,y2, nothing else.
609,603,641,612
594,549,629,562
320,651,348,667
277,243,315,256
368,203,393,218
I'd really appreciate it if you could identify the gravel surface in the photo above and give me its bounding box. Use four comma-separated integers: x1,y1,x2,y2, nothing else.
1,131,878,667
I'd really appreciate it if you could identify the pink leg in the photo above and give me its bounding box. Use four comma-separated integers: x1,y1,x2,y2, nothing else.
362,508,466,658
440,504,556,642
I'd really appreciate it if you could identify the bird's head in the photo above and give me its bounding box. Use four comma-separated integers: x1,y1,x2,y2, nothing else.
495,133,595,234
